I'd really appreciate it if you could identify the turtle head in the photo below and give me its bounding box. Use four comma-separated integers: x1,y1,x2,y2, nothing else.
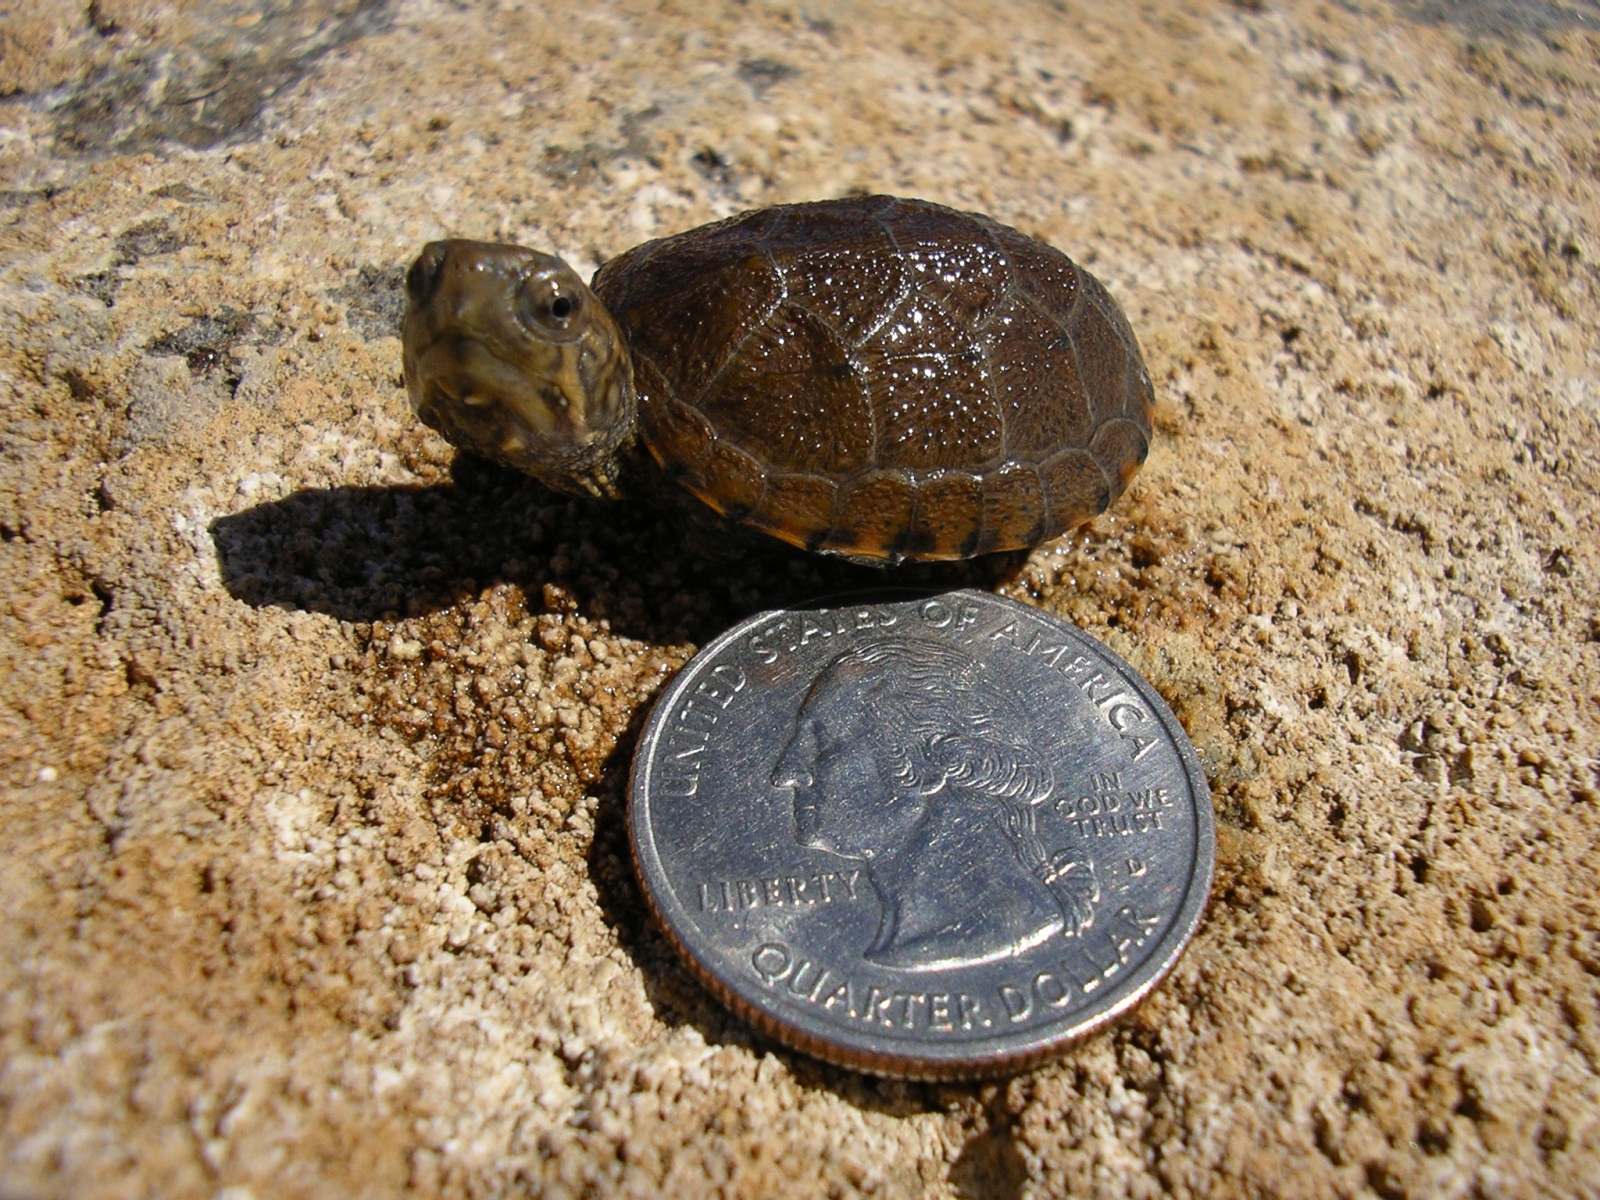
401,240,636,498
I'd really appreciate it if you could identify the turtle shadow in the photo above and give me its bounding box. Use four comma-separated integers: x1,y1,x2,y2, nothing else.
210,454,1026,644
218,453,1030,1117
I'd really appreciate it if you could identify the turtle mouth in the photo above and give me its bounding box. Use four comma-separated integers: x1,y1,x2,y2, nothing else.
406,329,564,457
414,372,540,468
417,376,496,423
410,361,622,496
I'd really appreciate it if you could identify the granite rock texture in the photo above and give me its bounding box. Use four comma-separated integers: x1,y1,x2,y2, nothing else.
2,1,1599,1197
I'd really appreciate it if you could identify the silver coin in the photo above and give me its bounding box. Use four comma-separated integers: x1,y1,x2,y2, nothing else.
628,590,1214,1079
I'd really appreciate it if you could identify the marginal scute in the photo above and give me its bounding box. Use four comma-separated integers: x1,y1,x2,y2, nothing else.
976,463,1047,554
637,381,712,481
1038,447,1111,529
908,472,984,558
752,473,837,551
1079,268,1146,376
1089,418,1151,495
828,471,916,555
697,440,767,518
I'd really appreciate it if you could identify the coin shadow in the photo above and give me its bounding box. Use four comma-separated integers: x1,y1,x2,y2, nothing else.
211,453,1027,643
586,705,1028,1126
947,1103,1031,1200
584,701,775,1055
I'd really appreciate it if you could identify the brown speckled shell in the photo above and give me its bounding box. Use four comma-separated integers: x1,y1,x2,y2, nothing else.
592,196,1154,562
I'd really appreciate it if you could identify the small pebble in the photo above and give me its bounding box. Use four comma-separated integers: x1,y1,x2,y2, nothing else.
389,636,423,660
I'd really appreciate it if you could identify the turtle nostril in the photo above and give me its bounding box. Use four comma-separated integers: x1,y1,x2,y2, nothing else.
406,243,447,306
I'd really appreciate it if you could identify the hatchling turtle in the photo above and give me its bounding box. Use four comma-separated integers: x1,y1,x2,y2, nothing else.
401,196,1154,563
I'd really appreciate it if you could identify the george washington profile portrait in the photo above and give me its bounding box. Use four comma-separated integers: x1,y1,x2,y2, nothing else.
770,637,1098,971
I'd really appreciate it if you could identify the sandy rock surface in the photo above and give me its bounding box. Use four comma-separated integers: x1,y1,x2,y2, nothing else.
2,0,1599,1196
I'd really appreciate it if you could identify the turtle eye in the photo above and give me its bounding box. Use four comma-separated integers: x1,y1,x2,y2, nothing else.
519,273,582,332
407,244,446,306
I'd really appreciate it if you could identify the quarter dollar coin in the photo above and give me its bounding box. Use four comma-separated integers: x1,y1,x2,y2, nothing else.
628,590,1215,1079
